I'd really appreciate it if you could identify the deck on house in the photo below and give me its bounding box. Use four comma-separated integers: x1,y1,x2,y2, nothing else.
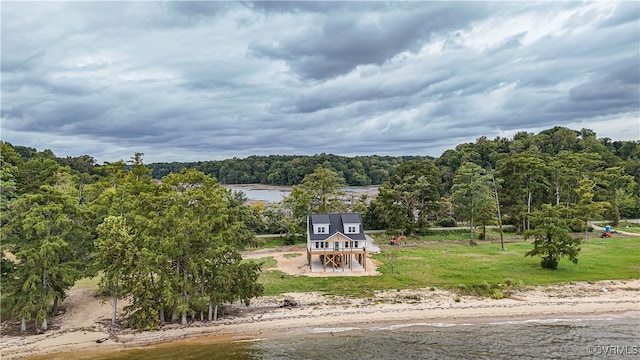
308,253,367,272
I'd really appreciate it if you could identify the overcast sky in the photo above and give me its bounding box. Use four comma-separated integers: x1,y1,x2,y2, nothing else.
2,1,639,163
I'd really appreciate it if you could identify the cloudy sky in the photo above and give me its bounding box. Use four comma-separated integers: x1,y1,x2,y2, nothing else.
2,1,639,163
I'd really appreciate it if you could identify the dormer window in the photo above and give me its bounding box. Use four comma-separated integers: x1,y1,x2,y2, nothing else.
344,224,359,234
314,225,328,234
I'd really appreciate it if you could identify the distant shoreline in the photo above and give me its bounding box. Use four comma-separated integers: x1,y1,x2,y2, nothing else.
1,279,638,359
223,183,380,203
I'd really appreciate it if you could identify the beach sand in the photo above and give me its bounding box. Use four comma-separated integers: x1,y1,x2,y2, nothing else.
1,246,638,359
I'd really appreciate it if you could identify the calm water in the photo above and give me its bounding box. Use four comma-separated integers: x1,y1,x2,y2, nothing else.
38,316,640,360
227,186,379,203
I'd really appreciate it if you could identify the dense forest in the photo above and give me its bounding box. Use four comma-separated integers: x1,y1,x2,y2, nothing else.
1,126,639,333
146,154,431,185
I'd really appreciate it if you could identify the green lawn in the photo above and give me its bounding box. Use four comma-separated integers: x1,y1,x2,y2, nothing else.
611,221,640,233
386,228,518,243
251,235,306,248
259,236,640,297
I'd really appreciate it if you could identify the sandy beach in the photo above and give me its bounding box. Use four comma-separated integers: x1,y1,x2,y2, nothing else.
1,246,638,359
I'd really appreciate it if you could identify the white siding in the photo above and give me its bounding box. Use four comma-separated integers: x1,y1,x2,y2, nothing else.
344,223,359,234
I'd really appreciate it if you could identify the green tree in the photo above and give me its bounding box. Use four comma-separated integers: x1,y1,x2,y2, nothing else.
498,151,548,232
0,142,21,204
374,160,441,235
596,166,634,226
95,216,136,325
2,181,86,332
140,169,263,328
524,204,581,269
15,154,60,195
572,179,608,242
548,151,602,206
279,167,347,241
299,167,346,213
451,162,495,245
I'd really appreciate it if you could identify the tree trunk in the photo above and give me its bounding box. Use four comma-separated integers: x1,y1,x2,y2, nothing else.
583,223,589,243
200,269,205,322
42,269,48,332
112,294,118,324
214,305,218,321
491,173,504,250
181,256,189,325
50,297,59,317
160,309,165,324
469,203,475,246
527,191,532,230
21,316,26,332
208,303,213,321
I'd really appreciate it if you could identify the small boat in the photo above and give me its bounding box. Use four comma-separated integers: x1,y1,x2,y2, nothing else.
96,338,109,343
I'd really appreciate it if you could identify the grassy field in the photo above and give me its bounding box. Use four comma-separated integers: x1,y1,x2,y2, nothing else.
599,221,640,233
252,235,306,248
258,235,640,297
393,228,518,242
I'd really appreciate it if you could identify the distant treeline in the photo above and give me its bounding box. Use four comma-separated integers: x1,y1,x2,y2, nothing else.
4,126,639,334
145,154,432,186
5,126,639,201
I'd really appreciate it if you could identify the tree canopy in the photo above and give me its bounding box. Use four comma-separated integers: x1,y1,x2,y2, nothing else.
1,126,638,331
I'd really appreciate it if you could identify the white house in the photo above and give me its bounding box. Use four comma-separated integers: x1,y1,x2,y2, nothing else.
306,213,367,272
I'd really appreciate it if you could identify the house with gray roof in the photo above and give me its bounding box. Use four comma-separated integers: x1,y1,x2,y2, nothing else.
306,213,367,272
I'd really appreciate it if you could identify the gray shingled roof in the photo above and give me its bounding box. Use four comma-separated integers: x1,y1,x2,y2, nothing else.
308,213,366,241
309,214,330,224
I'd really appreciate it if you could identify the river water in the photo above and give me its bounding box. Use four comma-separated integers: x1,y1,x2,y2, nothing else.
35,315,639,360
226,186,379,203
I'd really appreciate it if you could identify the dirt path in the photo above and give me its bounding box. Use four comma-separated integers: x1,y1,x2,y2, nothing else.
59,288,127,331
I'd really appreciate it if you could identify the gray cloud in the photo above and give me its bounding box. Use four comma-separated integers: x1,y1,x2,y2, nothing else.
1,1,638,163
249,2,489,80
600,1,639,28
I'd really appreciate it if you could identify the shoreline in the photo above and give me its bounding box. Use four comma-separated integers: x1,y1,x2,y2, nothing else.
1,279,638,359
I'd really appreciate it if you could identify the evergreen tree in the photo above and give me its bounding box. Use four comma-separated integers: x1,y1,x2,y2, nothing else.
3,179,87,332
452,162,495,245
373,160,441,235
524,204,581,269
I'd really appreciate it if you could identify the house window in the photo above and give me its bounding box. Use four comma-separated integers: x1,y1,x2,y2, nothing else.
334,242,339,251
315,242,319,249
345,241,349,248
315,225,327,234
354,241,359,248
345,225,358,234
320,242,324,249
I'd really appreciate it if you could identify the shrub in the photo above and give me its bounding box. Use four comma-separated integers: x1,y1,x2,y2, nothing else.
491,289,505,299
436,217,458,227
541,256,559,269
